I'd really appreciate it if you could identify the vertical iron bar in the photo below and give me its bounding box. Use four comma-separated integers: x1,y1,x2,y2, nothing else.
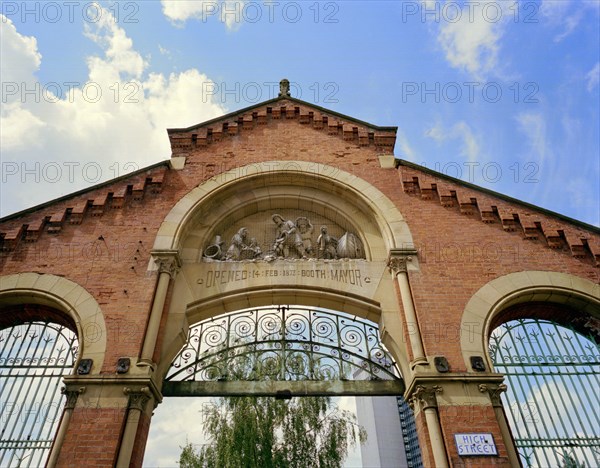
27,324,73,467
2,322,38,467
505,322,554,467
518,323,560,468
11,322,62,466
308,308,314,380
535,322,581,456
0,322,76,468
492,319,600,468
494,323,536,467
547,321,600,466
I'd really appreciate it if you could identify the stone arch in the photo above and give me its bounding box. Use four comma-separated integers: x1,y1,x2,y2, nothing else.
459,271,600,371
0,272,108,373
152,161,414,260
152,161,414,384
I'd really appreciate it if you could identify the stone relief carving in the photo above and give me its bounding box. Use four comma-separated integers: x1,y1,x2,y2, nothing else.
202,212,365,262
272,214,308,259
337,232,364,259
203,235,225,260
317,226,338,259
296,217,314,256
224,228,262,261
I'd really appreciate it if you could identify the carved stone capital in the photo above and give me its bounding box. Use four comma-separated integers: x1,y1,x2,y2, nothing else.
387,248,418,275
61,386,86,410
124,386,152,412
151,250,182,279
387,256,410,274
410,384,443,410
478,383,507,407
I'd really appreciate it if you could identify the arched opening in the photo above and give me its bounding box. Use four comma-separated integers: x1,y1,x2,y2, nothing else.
0,305,79,467
164,305,403,396
145,305,415,466
489,303,600,467
163,305,403,396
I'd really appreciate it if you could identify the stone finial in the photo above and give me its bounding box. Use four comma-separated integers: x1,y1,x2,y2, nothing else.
279,79,291,97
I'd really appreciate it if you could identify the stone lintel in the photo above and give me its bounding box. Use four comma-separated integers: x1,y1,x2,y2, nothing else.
63,375,163,407
404,373,506,409
163,380,405,397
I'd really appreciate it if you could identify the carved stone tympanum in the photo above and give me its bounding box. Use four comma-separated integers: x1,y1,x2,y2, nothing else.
201,210,366,262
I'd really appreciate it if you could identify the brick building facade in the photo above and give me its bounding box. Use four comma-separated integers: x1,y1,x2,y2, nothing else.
1,88,598,467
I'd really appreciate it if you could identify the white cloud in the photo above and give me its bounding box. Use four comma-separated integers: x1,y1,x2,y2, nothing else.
515,112,548,165
396,130,417,160
430,1,515,80
425,121,480,162
0,102,46,151
552,10,583,43
83,11,147,79
161,0,246,30
0,16,42,83
586,62,600,92
540,0,571,22
144,397,213,467
541,0,598,42
0,6,227,216
158,45,171,56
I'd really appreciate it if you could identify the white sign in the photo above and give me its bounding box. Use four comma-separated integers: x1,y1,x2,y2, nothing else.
454,433,498,456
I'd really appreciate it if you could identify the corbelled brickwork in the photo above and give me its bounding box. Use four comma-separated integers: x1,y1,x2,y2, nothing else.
0,94,598,467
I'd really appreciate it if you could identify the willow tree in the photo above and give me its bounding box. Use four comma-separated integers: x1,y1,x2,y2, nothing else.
178,395,366,468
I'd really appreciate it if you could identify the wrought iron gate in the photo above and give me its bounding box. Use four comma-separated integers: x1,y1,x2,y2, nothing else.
0,321,78,467
164,306,404,396
490,318,600,467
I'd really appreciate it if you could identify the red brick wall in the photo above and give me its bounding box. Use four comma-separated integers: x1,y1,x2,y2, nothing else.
1,103,598,466
57,407,125,467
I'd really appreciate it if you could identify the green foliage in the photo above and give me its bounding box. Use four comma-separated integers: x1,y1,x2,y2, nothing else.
178,395,366,468
558,451,587,468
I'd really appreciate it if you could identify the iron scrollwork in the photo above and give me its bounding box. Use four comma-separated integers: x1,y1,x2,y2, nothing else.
166,306,401,383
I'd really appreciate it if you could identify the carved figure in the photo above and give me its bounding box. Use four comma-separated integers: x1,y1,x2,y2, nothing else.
225,228,260,261
317,226,338,259
295,217,314,255
272,214,307,258
337,232,364,259
203,235,225,260
248,237,262,258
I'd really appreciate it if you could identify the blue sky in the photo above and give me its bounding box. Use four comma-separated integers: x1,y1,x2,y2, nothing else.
1,2,598,465
1,1,599,226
